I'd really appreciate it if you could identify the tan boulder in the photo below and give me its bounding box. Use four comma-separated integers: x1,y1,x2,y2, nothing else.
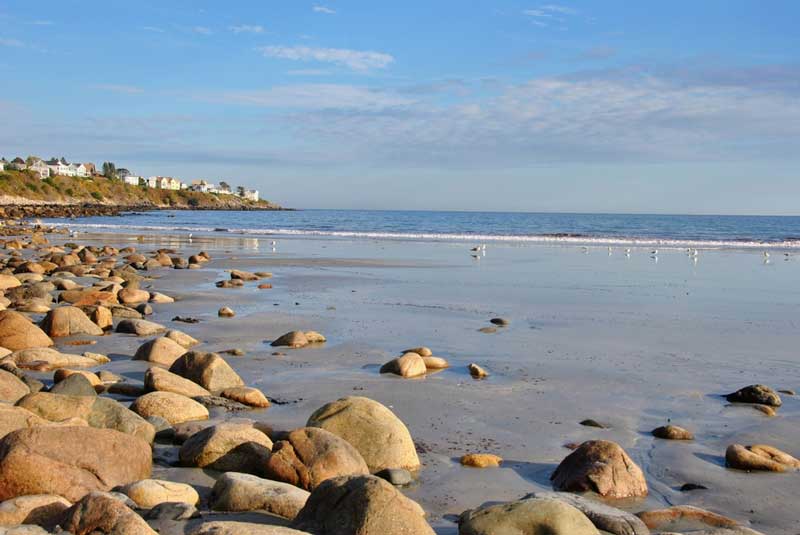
165,330,200,348
652,425,694,440
130,391,209,425
551,440,647,499
380,352,427,378
0,370,29,403
460,453,503,468
118,287,151,305
133,337,187,367
220,386,270,408
169,351,244,391
468,363,489,379
263,427,370,491
0,494,71,529
637,505,738,530
89,305,113,330
3,348,106,370
0,311,53,351
726,384,782,407
190,522,311,535
422,356,449,369
179,423,273,472
725,444,800,472
0,427,152,502
292,475,434,535
0,275,21,291
271,331,309,348
210,472,310,520
39,306,104,337
116,319,166,336
59,491,157,534
307,396,420,473
458,497,598,535
148,292,174,304
403,346,432,357
304,331,326,343
144,367,210,398
59,289,118,307
0,405,85,439
119,479,199,508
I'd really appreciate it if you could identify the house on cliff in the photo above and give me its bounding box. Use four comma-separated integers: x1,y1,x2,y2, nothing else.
28,159,50,180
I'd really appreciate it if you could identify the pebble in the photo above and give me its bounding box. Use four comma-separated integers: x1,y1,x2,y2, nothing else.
468,363,489,379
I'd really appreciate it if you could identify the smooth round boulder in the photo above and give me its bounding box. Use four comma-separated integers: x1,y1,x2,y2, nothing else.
0,370,29,403
144,367,210,398
118,287,151,305
133,337,187,367
210,472,310,520
169,351,244,391
550,440,648,499
119,479,200,508
725,444,800,472
652,425,694,440
0,427,152,502
0,311,53,351
165,330,200,348
220,386,270,408
726,385,782,407
380,352,427,378
307,396,420,473
271,331,309,348
116,319,167,337
0,493,71,529
460,453,503,468
179,423,273,472
38,306,104,337
60,491,157,535
292,475,434,535
190,522,311,535
130,391,209,425
4,348,106,371
458,497,598,535
263,427,370,491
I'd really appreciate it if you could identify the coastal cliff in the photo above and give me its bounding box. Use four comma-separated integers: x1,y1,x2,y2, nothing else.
0,170,283,217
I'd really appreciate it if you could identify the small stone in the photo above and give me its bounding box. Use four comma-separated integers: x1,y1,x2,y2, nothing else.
258,283,272,289
380,352,426,378
374,468,413,486
726,384,781,407
652,425,694,440
478,327,497,334
490,317,509,326
468,363,489,379
218,307,235,318
579,419,606,429
460,453,503,468
680,483,708,491
271,331,309,348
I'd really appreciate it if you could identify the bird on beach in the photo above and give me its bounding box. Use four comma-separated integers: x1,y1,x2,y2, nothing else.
271,240,277,246
763,251,770,258
651,249,659,255
69,230,79,238
608,247,612,255
581,246,589,254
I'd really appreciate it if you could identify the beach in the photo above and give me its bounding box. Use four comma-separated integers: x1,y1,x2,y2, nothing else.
0,222,796,534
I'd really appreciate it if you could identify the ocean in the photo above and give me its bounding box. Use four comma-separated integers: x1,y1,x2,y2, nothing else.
41,209,800,249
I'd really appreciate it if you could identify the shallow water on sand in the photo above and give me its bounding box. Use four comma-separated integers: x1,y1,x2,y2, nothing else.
62,232,800,534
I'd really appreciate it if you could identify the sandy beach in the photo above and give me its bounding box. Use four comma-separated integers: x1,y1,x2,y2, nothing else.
0,226,794,534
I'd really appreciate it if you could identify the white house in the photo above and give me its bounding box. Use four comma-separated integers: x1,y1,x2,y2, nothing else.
242,189,259,202
28,159,50,180
0,159,5,172
124,175,142,186
189,179,214,193
10,158,26,171
156,176,181,190
70,163,88,178
146,177,158,188
47,158,72,177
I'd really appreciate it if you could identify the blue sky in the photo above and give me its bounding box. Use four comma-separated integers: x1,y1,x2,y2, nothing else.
1,1,799,213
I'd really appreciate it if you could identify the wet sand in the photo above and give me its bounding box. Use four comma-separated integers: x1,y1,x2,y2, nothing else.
43,231,800,534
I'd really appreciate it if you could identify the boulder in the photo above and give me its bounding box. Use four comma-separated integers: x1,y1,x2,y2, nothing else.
210,472,310,520
0,311,53,351
551,440,648,499
59,491,157,535
53,369,100,386
652,425,694,440
165,330,200,348
725,444,800,472
48,374,97,397
116,319,166,336
230,270,259,281
118,288,151,305
133,337,187,367
0,275,21,291
0,404,86,439
292,475,434,535
380,353,427,378
59,289,118,307
460,453,503,468
0,494,71,529
219,386,270,408
637,505,738,531
0,370,29,403
304,331,326,344
17,392,155,443
144,367,210,398
468,363,489,379
3,348,108,371
169,351,244,391
526,491,649,535
179,423,273,472
88,306,113,330
726,385,781,407
0,427,151,502
263,427,370,491
218,307,235,318
130,391,209,425
190,522,311,535
119,479,199,508
307,396,420,472
422,356,449,369
458,497,598,535
403,346,432,357
271,331,309,348
148,292,174,304
38,307,104,337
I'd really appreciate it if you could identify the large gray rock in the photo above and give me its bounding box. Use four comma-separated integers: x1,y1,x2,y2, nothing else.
178,423,272,472
458,497,598,535
526,492,648,535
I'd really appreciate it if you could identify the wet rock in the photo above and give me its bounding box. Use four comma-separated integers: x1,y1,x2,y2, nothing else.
460,453,503,468
48,374,97,397
725,443,800,472
637,505,738,531
258,283,272,289
144,367,210,398
422,356,449,369
263,427,370,491
0,427,152,502
380,352,427,378
119,479,200,509
579,419,607,429
220,386,270,408
218,306,235,318
459,497,597,535
271,331,309,348
60,491,157,535
478,327,498,334
133,337,188,367
726,384,781,407
39,306,104,337
489,317,510,326
526,491,648,535
0,311,53,351
169,351,244,391
468,363,489,379
0,370,29,403
307,396,420,473
374,468,413,486
130,391,209,425
210,472,310,520
551,440,648,499
178,423,273,472
0,494,71,530
116,319,167,336
165,330,200,348
652,424,694,440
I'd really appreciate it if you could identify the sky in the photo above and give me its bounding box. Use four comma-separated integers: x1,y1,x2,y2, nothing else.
1,1,799,214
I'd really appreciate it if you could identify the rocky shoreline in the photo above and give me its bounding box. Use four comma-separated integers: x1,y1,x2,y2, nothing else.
0,203,289,221
0,221,789,535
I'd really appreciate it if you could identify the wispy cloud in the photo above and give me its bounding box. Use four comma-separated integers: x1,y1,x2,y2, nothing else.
230,24,264,34
523,4,579,27
142,26,165,33
288,69,331,76
193,26,212,35
313,5,336,14
540,4,578,15
0,37,24,47
257,45,394,72
90,84,145,95
208,84,416,111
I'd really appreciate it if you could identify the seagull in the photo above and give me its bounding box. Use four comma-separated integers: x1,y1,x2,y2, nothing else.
607,247,612,255
581,246,589,254
470,246,481,252
651,249,659,255
763,251,770,258
271,240,277,246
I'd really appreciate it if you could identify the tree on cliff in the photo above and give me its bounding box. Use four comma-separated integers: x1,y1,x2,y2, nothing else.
102,161,117,179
